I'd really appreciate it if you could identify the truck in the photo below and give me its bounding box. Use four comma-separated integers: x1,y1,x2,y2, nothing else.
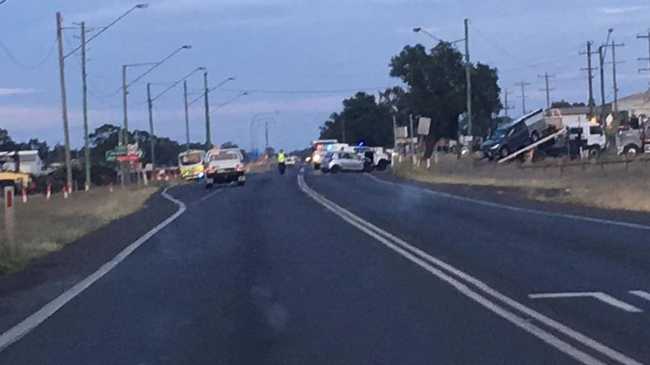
0,152,34,190
616,122,650,158
204,148,246,188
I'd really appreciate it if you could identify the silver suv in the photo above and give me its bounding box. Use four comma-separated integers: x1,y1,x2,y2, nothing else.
321,152,366,173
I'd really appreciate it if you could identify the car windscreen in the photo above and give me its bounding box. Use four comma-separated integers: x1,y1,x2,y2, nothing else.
180,153,203,165
210,152,239,161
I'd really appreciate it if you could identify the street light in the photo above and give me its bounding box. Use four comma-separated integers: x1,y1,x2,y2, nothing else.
413,27,464,45
146,67,206,167
122,45,192,144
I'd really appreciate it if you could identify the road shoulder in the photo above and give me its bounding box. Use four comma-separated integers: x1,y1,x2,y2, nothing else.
370,170,650,227
0,189,177,335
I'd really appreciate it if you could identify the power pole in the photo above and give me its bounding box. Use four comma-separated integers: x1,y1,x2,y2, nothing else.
464,18,472,136
609,40,625,113
183,80,190,151
80,22,91,191
503,89,514,117
538,73,555,109
203,71,212,148
515,81,531,114
598,45,606,109
638,30,650,87
122,65,129,145
580,41,597,114
56,12,73,193
264,120,269,150
146,83,155,168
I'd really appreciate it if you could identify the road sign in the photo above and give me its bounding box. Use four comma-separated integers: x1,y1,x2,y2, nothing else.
116,154,140,163
418,117,431,135
395,126,408,139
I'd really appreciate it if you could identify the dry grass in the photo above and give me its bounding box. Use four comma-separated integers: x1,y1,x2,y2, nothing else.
394,154,650,212
0,186,157,274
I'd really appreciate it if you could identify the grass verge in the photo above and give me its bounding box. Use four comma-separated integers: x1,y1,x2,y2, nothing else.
0,186,158,274
393,155,650,213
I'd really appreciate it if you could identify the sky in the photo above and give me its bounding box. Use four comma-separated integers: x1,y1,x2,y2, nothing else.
1,0,650,151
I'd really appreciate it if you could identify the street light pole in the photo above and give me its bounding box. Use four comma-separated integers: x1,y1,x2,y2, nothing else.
56,12,73,193
184,80,190,151
147,83,155,168
122,64,129,144
464,18,472,137
203,72,212,148
80,21,91,191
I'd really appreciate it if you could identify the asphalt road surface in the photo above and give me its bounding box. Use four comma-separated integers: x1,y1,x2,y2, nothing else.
0,167,648,364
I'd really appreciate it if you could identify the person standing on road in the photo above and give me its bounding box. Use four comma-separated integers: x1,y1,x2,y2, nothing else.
277,149,287,175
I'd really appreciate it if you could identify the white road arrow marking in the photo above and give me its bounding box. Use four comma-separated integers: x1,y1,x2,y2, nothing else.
529,292,643,313
629,290,650,302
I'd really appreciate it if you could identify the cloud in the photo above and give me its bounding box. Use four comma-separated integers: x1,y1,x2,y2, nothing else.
598,5,649,15
0,88,39,96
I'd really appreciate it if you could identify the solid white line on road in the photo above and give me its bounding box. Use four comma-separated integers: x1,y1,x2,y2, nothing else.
299,173,642,365
629,290,650,302
529,292,643,313
0,189,187,353
364,173,650,232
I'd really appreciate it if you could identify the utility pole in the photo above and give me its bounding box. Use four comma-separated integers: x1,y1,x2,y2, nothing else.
122,65,129,145
464,18,472,137
538,73,555,109
183,80,190,151
265,120,269,150
80,22,91,191
146,83,155,168
503,89,514,117
56,12,73,193
203,71,212,148
610,40,625,113
638,30,650,81
580,41,597,114
515,81,531,114
598,45,606,109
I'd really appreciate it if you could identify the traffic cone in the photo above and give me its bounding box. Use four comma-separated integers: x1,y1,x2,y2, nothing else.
21,187,27,203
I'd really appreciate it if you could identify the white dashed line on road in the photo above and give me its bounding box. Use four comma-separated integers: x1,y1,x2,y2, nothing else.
629,290,650,302
529,292,643,313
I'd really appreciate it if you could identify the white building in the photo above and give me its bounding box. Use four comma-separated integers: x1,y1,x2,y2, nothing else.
0,150,44,175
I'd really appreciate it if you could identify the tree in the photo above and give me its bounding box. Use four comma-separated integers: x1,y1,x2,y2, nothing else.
319,92,394,147
551,100,586,108
221,141,239,149
389,42,502,151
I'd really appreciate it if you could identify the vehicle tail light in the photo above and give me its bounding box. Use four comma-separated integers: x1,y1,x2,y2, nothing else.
206,165,217,174
236,164,245,172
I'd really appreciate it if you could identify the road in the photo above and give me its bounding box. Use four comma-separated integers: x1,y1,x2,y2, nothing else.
0,167,648,364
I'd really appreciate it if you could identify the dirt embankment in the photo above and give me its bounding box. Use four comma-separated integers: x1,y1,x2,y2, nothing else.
394,155,650,213
0,186,158,274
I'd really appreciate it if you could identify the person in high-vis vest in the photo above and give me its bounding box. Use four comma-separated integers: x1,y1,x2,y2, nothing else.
277,150,287,175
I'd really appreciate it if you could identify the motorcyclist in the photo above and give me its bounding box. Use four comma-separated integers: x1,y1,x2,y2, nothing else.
277,149,287,175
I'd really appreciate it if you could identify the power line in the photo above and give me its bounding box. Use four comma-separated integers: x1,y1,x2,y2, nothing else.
502,89,514,117
0,38,57,70
220,86,393,95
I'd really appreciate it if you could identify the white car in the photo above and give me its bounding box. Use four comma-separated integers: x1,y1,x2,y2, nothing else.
204,148,246,188
321,152,366,173
285,156,298,166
